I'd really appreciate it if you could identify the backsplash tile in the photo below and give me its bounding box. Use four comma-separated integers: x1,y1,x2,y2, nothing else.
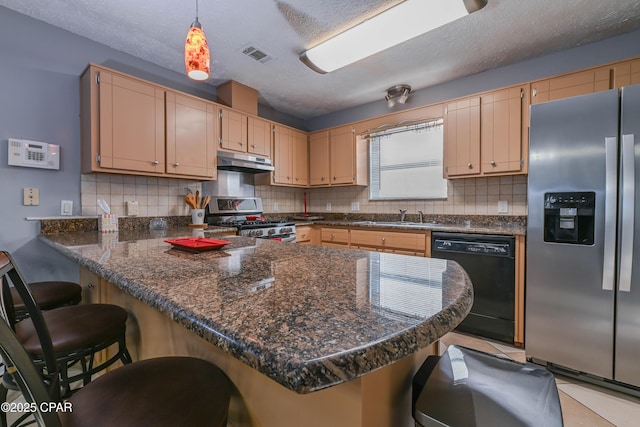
82,173,527,218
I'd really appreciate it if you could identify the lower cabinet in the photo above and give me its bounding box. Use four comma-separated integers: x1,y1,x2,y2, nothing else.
295,225,314,244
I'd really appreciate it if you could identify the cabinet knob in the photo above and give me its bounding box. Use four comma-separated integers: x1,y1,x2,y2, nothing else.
174,162,180,167
333,176,337,180
381,237,385,242
321,177,325,181
87,283,95,289
490,160,496,166
152,160,159,165
251,144,256,148
467,163,473,169
295,177,299,181
331,233,335,239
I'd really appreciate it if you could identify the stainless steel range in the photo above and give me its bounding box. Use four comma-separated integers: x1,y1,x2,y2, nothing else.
206,197,296,242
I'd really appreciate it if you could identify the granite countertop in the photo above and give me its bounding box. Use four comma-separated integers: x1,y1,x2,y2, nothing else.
288,214,526,236
40,228,473,394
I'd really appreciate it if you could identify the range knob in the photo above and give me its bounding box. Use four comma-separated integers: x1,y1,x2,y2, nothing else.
267,229,276,235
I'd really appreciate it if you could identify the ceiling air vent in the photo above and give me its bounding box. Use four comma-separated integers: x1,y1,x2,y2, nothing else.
240,44,272,64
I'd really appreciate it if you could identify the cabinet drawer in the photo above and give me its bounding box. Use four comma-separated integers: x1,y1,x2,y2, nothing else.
296,225,313,243
350,230,426,252
321,228,349,245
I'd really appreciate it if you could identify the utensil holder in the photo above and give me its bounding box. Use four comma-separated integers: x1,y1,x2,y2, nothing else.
191,209,205,225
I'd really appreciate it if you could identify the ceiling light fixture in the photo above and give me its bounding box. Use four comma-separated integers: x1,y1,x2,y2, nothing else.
184,0,210,81
299,0,488,74
386,85,412,108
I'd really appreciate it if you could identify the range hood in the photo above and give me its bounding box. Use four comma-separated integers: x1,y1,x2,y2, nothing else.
216,151,274,173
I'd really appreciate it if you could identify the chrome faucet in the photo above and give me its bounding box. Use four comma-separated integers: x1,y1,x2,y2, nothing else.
399,209,407,222
418,211,424,223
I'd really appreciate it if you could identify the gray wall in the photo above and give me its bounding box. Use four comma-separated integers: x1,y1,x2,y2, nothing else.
2,4,640,283
305,29,640,131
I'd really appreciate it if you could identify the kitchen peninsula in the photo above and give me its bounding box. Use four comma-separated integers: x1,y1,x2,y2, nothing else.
40,228,472,427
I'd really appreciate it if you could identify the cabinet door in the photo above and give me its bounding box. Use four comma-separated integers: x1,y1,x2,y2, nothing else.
272,125,293,184
309,131,330,186
247,116,272,157
613,59,640,88
443,97,480,177
98,70,165,173
480,87,523,174
220,108,248,152
165,92,217,179
292,130,309,186
531,66,612,105
330,126,356,184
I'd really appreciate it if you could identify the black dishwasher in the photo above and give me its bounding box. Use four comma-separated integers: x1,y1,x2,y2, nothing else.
431,232,515,343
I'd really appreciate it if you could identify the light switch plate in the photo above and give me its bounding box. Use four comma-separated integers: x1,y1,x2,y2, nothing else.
326,202,332,211
61,200,73,215
498,200,509,213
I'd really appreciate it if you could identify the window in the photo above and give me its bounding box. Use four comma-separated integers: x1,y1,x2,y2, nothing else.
369,119,447,200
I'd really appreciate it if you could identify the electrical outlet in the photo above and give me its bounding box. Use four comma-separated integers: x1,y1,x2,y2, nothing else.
60,200,73,215
351,202,360,211
23,188,39,206
498,200,509,213
273,202,278,212
326,202,332,211
126,201,139,216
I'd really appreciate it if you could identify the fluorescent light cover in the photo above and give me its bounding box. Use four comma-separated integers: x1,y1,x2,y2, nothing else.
300,0,472,73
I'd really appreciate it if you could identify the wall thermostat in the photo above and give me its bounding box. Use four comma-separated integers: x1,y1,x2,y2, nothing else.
8,138,60,170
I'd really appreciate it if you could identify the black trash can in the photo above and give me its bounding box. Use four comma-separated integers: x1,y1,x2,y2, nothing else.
412,345,563,427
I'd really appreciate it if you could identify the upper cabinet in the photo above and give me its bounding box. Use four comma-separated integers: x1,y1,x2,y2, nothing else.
81,66,165,175
443,84,529,179
81,65,217,180
613,58,640,88
257,124,308,187
309,126,368,187
165,91,218,179
309,131,330,186
480,86,528,175
443,96,480,178
531,66,612,105
219,108,272,158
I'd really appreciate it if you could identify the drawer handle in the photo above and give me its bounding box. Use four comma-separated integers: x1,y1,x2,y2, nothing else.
87,283,95,289
152,160,159,165
174,162,180,167
490,161,496,166
467,163,473,169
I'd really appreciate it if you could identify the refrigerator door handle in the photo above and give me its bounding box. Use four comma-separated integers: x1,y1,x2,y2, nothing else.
603,137,618,291
619,134,635,293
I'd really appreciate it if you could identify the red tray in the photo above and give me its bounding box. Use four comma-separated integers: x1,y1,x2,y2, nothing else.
164,238,230,252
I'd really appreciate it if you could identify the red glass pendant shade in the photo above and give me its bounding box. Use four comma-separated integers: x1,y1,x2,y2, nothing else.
185,20,210,81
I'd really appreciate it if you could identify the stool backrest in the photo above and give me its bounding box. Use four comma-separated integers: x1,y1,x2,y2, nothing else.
0,313,62,427
0,251,61,400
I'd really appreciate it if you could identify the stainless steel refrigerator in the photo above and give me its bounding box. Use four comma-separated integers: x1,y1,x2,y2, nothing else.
526,84,640,393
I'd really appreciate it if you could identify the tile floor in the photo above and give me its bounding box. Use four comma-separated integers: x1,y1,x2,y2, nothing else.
439,331,640,427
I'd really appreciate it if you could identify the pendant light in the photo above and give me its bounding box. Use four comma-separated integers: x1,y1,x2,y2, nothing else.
184,0,210,81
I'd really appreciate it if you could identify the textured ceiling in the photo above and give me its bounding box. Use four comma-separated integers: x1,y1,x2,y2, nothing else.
2,0,640,120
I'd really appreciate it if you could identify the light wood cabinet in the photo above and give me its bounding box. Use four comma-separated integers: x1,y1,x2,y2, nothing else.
309,131,330,186
219,107,247,153
165,91,217,179
531,66,612,105
292,129,309,186
443,96,480,178
295,225,314,244
81,66,165,175
350,229,427,257
219,108,272,158
309,126,368,187
262,124,308,187
81,65,216,180
247,116,272,157
480,86,527,175
613,58,640,88
444,85,529,179
320,227,349,248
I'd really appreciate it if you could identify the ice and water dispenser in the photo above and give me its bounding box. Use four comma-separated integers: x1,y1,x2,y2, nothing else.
543,192,595,245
